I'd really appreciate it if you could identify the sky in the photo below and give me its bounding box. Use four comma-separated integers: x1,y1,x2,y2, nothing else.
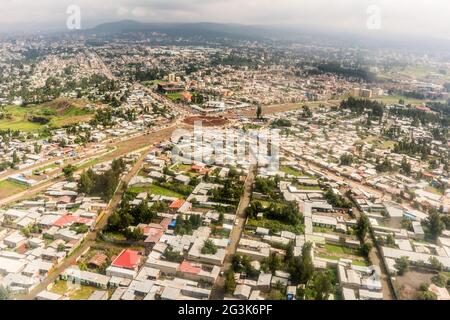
1,0,449,40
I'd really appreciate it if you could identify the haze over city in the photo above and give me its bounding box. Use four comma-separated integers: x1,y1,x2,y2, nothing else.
0,0,449,308
1,0,450,41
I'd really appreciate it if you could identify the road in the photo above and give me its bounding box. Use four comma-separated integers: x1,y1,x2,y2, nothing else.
18,146,151,300
0,123,180,206
210,165,256,299
282,147,397,299
349,205,395,300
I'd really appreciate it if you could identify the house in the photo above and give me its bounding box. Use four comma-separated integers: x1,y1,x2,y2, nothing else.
36,290,63,300
61,267,110,289
175,174,191,185
88,253,108,269
234,284,252,300
111,249,141,271
169,199,188,212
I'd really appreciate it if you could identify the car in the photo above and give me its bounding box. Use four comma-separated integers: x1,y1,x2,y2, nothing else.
234,219,239,226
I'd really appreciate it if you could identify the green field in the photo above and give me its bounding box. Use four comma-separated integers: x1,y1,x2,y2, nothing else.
369,95,437,106
50,280,96,300
129,184,184,198
0,99,94,132
165,92,183,102
280,166,302,177
0,180,28,199
317,253,369,267
325,244,358,255
247,217,304,235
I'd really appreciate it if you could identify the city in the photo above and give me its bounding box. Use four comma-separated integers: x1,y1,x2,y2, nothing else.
0,0,449,308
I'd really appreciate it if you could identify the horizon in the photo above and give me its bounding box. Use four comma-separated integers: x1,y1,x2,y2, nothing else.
1,0,449,41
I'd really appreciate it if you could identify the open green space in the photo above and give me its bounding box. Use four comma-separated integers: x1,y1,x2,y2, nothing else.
247,217,304,235
50,280,97,300
280,166,303,177
0,99,94,132
325,244,358,255
0,179,28,199
128,184,184,198
165,92,183,102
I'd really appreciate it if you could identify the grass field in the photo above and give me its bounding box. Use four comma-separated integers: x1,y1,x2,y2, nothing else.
0,99,94,132
0,180,28,199
165,92,183,102
377,65,450,85
425,186,444,196
325,244,358,255
50,280,96,300
129,184,184,198
247,217,304,235
369,95,438,106
280,166,302,177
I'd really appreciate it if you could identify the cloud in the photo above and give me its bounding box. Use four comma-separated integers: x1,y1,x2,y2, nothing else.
0,0,449,40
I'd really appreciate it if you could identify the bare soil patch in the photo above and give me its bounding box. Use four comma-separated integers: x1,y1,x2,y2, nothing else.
183,116,228,127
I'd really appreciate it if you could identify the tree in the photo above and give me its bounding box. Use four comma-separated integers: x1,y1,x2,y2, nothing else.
224,270,236,294
380,234,393,248
360,243,372,257
256,105,262,119
201,239,218,255
428,256,444,272
78,170,94,194
289,242,315,285
356,215,370,241
299,242,315,284
312,272,333,300
302,105,313,118
12,150,19,165
285,241,295,263
63,164,76,181
0,285,10,300
401,157,412,176
394,256,410,275
424,210,444,241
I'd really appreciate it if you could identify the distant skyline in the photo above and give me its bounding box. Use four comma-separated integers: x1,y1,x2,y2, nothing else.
1,0,450,40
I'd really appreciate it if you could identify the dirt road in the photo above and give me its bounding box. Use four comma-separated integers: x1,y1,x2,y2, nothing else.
18,147,151,300
210,165,256,299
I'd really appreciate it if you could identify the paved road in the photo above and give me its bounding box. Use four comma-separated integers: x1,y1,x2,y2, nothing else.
18,147,151,300
0,123,180,206
210,165,256,300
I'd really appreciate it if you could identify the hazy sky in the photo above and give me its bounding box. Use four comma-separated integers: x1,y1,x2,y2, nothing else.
1,0,449,39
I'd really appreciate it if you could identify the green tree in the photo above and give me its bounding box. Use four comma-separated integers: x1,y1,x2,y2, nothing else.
394,256,410,275
63,164,76,181
256,105,262,119
312,272,333,300
201,239,218,255
0,285,10,300
224,270,236,294
424,210,444,241
356,215,370,241
428,256,444,271
289,242,315,285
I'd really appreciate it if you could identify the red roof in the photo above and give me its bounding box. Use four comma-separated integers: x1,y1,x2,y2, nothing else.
191,165,204,171
169,199,186,209
111,249,141,270
160,217,172,230
179,260,202,274
144,228,164,243
53,215,92,227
